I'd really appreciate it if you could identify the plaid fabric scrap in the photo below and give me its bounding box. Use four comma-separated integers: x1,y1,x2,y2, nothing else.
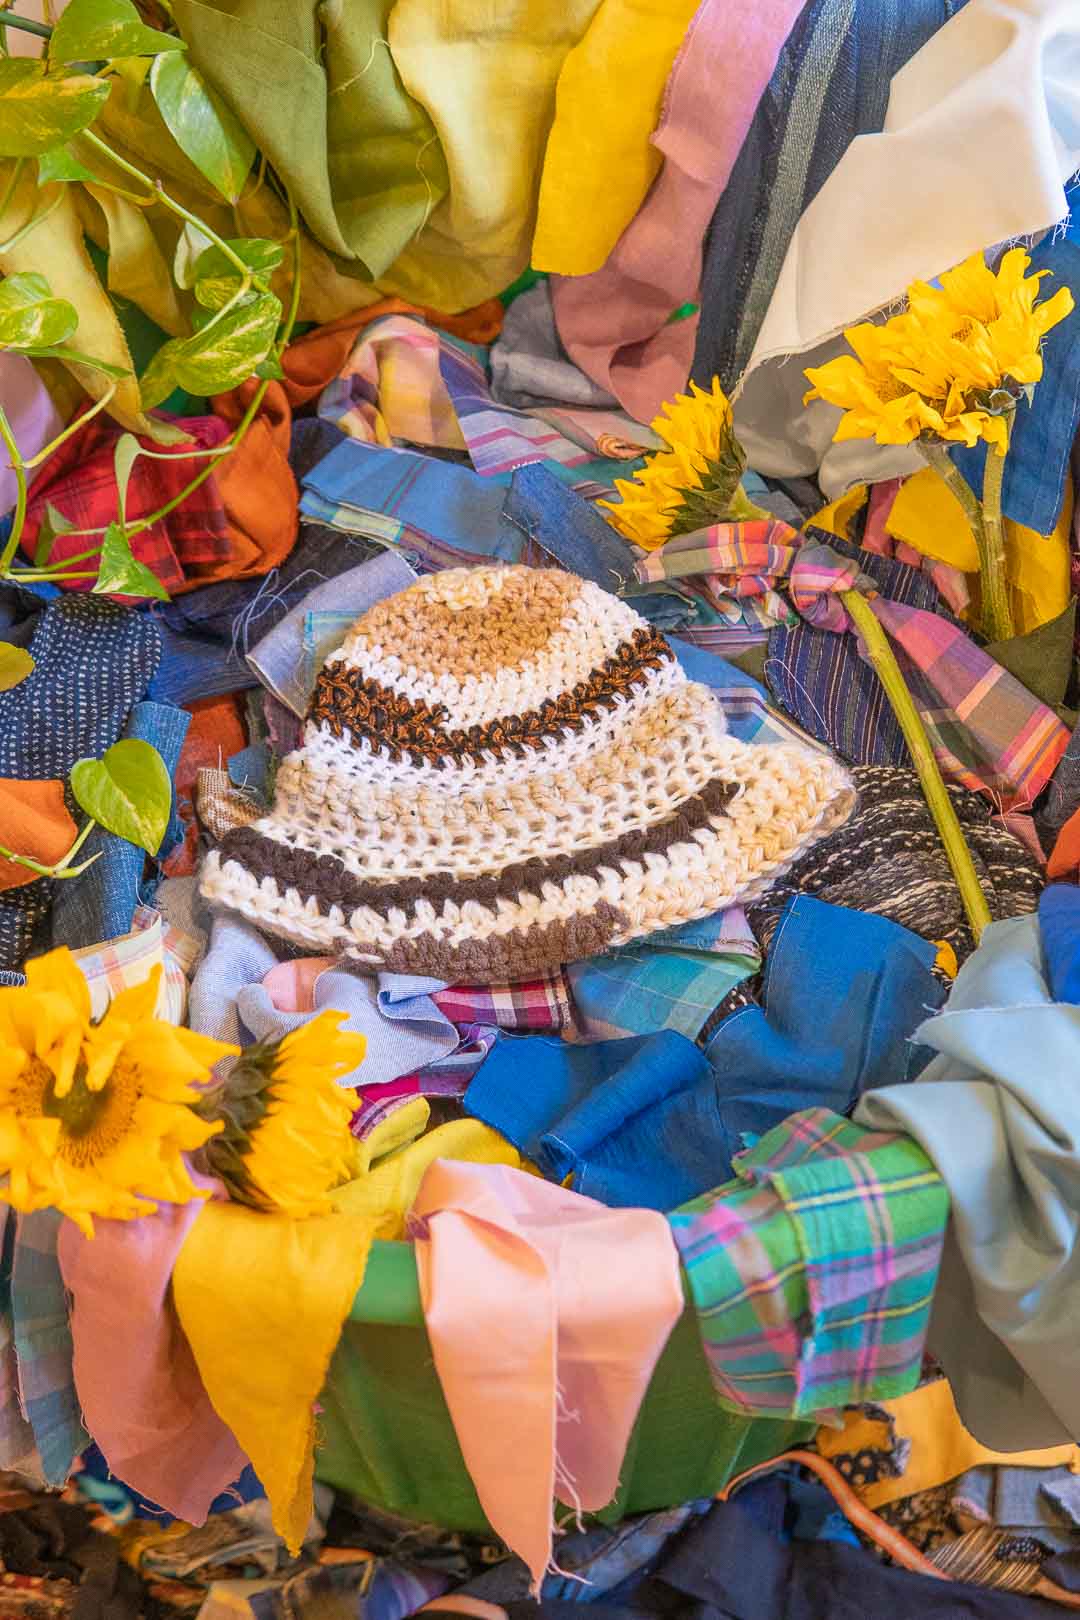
70,905,200,1026
432,974,575,1033
317,314,591,480
567,907,760,1042
22,409,233,597
638,519,1068,809
10,1209,88,1485
668,1108,948,1423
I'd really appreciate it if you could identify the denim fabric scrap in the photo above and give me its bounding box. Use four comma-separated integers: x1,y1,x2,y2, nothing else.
51,698,189,954
0,594,159,971
466,897,943,1212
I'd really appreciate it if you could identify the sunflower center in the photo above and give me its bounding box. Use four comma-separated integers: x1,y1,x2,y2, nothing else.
39,1058,141,1169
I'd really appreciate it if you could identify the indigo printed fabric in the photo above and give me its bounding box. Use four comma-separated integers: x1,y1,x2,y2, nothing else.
669,1108,948,1421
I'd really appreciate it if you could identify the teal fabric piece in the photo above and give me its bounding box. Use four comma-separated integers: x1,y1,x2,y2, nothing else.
857,914,1080,1451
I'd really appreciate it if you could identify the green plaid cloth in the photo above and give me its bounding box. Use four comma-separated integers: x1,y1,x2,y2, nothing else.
668,1109,948,1422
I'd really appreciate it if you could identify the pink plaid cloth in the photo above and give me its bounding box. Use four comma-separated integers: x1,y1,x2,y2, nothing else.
432,973,576,1034
636,520,1069,810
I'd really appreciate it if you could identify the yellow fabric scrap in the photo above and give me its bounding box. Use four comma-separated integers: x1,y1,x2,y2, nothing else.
817,1377,1080,1511
531,0,702,276
173,1111,521,1552
806,484,869,542
886,467,1073,636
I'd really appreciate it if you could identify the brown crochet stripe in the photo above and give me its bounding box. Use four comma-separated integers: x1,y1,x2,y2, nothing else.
309,625,675,765
218,775,737,920
375,904,629,980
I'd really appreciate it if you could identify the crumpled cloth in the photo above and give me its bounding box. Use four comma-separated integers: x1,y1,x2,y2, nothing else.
20,407,296,598
636,524,1069,808
745,0,1080,373
550,0,807,424
408,1161,683,1593
857,912,1080,1451
58,1173,249,1525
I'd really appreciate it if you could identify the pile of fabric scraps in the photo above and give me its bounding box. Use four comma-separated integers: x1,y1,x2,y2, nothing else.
3,0,1080,1615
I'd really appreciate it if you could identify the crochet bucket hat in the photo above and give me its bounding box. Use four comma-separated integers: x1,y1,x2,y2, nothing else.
200,566,855,980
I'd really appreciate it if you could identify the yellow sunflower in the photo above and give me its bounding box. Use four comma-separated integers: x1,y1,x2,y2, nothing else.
0,950,237,1237
804,249,1074,456
600,377,764,550
200,1009,365,1219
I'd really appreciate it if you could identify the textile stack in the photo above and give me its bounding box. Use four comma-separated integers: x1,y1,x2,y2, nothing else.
0,0,1079,1614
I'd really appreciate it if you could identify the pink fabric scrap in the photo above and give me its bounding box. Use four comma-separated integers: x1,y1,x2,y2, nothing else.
58,1171,249,1523
550,0,806,424
263,957,337,1013
408,1161,684,1593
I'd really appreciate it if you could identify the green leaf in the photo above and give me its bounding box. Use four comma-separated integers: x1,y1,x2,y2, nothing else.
92,520,169,600
140,291,279,404
0,61,111,158
192,237,283,310
173,220,213,290
70,738,172,856
49,0,185,64
26,345,129,377
33,503,75,569
36,144,98,185
0,645,34,692
255,352,284,381
0,271,78,350
150,51,254,204
113,432,140,526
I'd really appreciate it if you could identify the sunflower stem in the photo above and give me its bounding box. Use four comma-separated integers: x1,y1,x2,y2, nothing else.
841,587,991,944
920,440,1014,642
978,420,1014,643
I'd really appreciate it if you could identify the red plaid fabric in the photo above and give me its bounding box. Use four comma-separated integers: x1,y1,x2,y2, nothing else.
432,972,576,1033
22,409,233,598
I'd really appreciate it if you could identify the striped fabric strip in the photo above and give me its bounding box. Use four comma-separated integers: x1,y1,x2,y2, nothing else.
317,314,593,480
638,521,1070,808
669,1108,948,1422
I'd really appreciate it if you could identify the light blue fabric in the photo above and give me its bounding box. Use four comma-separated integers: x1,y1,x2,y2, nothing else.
857,913,1080,1450
10,1209,87,1485
467,897,943,1211
245,549,416,717
188,914,458,1086
672,636,822,748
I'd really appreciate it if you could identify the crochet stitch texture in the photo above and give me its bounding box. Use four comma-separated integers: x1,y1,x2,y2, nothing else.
200,565,856,979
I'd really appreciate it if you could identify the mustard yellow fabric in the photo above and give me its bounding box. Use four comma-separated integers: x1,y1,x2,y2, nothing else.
887,467,1073,636
335,1117,526,1236
806,484,869,542
816,1377,1080,1511
173,1113,521,1551
381,0,604,310
531,0,702,277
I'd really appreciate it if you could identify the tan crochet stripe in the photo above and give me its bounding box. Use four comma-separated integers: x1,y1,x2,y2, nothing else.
352,566,582,680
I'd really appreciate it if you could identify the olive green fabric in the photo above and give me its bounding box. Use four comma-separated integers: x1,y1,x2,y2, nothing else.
985,600,1077,712
316,1240,811,1530
169,0,448,279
